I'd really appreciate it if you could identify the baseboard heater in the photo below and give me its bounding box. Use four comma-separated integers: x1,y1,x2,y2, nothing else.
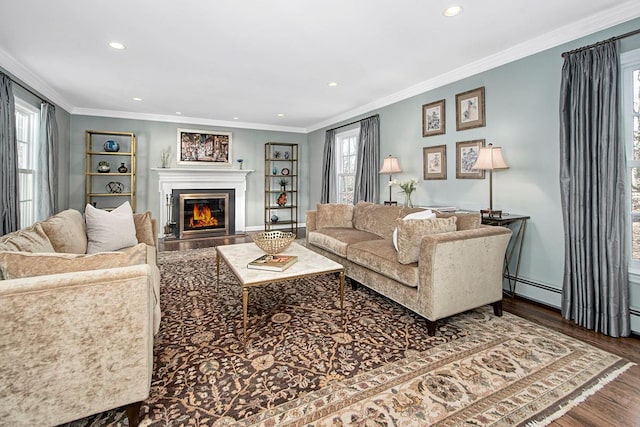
506,274,640,318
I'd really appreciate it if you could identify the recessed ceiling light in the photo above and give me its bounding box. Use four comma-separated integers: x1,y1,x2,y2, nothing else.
132,97,142,101
175,111,182,115
328,82,338,87
233,117,239,120
443,5,463,17
277,113,285,117
109,41,126,50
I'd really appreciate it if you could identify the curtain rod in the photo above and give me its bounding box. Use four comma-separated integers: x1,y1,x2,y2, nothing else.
561,27,640,57
0,71,48,104
326,114,379,133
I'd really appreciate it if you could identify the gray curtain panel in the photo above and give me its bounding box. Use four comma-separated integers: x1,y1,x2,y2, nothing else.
354,116,380,204
559,41,630,337
37,102,58,220
320,129,336,203
0,74,19,236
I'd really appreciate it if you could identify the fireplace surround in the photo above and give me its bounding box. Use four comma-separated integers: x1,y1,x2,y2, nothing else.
153,168,252,238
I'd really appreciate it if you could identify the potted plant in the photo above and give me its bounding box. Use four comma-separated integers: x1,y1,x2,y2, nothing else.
278,178,288,191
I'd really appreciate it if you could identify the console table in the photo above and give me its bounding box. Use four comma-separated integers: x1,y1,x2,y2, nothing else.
481,213,530,297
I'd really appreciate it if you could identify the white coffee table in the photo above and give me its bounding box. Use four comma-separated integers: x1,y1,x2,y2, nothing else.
215,242,345,347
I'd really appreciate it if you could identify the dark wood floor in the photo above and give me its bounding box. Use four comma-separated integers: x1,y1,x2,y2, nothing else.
160,231,640,426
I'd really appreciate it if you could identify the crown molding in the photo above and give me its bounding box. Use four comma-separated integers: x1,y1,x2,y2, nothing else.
307,1,640,133
0,47,74,112
71,108,308,134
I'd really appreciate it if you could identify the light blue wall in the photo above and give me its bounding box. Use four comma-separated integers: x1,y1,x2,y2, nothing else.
69,116,307,229
308,18,640,328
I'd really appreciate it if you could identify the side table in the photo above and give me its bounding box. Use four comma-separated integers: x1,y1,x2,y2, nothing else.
481,213,530,297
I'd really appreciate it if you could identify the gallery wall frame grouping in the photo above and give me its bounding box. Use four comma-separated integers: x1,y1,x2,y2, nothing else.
177,128,232,166
420,86,487,180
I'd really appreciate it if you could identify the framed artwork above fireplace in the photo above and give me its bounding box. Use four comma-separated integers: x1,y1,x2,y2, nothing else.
177,128,232,166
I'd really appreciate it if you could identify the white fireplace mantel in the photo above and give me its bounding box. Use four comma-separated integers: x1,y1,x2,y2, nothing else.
152,168,253,235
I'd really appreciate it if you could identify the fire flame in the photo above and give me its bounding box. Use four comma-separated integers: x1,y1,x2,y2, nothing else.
188,204,219,228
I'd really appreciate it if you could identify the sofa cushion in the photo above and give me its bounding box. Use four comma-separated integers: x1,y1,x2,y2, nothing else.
316,203,354,229
133,211,156,246
0,243,147,280
0,223,55,253
396,217,457,264
308,228,381,257
347,239,419,288
85,201,138,254
39,209,88,254
435,211,481,231
392,209,436,251
353,202,403,240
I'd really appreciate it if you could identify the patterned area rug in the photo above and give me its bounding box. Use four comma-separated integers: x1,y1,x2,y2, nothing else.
67,247,632,426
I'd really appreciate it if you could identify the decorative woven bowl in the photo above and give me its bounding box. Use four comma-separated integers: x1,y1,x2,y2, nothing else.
252,231,296,254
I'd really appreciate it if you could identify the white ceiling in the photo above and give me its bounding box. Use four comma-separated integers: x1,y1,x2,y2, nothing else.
1,0,639,133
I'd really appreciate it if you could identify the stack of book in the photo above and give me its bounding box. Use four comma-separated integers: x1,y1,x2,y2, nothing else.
247,254,298,272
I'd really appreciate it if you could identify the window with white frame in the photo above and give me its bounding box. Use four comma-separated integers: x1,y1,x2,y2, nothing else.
14,98,39,228
335,128,359,204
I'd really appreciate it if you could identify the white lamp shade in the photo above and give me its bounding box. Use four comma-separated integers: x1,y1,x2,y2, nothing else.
380,156,402,174
472,144,508,170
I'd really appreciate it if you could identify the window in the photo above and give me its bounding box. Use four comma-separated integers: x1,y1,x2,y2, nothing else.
14,98,39,228
335,128,359,204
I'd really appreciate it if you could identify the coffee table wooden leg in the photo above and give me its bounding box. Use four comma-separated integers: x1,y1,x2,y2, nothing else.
243,286,249,348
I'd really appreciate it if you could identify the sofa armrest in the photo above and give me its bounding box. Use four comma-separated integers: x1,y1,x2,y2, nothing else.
151,218,159,247
306,210,317,233
417,226,512,319
0,265,154,425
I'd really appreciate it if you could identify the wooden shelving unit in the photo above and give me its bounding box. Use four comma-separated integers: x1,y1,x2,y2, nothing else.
85,130,136,211
264,142,298,234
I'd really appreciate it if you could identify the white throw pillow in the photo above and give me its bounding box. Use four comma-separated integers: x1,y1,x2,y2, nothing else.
392,209,436,251
85,201,138,254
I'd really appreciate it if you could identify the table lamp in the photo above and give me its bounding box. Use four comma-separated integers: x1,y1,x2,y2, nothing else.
379,155,402,204
472,143,509,218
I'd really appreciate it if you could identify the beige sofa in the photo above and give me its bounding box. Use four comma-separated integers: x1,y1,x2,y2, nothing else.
306,202,512,335
0,209,161,427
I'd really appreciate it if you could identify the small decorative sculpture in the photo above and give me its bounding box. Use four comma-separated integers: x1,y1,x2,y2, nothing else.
97,161,110,173
105,181,124,193
103,140,120,152
271,214,279,223
160,150,171,168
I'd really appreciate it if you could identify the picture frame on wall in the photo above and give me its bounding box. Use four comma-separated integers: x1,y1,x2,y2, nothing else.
177,128,232,166
422,99,445,137
423,145,447,180
455,87,485,131
456,139,485,179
